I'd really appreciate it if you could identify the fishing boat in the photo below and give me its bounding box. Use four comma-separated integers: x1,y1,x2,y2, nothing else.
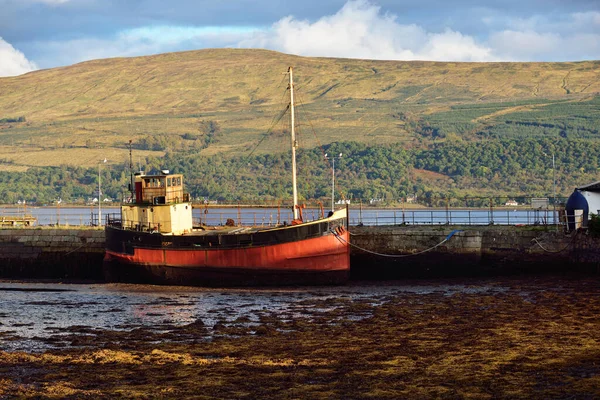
103,67,350,286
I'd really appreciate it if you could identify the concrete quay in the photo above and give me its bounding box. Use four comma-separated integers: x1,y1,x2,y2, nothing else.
349,225,597,278
0,227,105,280
0,226,596,281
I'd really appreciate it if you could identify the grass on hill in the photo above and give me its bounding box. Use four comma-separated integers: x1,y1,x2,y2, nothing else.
0,49,598,200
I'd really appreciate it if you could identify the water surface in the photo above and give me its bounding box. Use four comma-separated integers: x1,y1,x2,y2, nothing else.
0,280,504,352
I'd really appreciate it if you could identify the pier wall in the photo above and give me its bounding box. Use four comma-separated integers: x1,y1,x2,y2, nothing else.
349,226,596,278
0,228,105,280
0,226,597,280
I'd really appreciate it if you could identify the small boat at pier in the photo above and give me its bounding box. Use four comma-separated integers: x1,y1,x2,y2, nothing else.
0,215,36,227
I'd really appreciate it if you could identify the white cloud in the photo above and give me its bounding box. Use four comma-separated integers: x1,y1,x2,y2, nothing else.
571,11,600,30
28,0,71,4
120,25,260,45
239,0,496,62
489,11,600,61
489,31,560,60
490,30,600,61
420,30,495,62
0,37,38,77
21,1,600,68
29,25,261,68
237,1,600,62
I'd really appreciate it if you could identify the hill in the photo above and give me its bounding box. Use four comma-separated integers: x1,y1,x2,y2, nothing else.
0,49,599,204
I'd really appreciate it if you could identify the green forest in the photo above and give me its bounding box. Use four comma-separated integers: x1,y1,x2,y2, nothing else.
0,136,597,207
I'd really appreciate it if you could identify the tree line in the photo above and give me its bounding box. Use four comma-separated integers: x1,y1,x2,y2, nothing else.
1,137,597,205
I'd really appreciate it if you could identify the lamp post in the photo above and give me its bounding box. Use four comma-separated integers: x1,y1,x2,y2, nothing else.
551,153,556,207
98,158,106,226
544,152,556,228
552,153,556,229
324,153,342,212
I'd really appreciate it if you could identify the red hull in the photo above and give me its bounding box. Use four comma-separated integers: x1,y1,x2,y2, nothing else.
104,230,350,286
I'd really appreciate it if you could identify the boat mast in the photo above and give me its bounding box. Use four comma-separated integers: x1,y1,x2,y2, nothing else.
129,140,134,202
288,66,299,220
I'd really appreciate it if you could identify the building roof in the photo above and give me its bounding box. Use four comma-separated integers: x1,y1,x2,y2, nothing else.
577,180,600,191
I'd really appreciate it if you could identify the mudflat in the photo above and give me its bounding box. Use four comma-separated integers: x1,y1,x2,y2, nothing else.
1,275,599,399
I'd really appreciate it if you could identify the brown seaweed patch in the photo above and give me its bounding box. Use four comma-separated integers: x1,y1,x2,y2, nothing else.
0,277,599,398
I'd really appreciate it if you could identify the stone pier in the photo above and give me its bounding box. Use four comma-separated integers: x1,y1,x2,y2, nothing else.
0,227,105,280
349,225,595,278
0,226,597,281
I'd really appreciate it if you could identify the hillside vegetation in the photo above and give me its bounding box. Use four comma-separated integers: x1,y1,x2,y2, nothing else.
0,49,599,204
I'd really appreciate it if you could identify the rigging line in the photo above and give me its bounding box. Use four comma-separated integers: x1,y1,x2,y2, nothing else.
226,104,290,201
278,73,291,108
64,243,86,256
332,229,462,258
293,92,325,198
296,91,347,200
225,77,290,196
276,70,288,92
295,91,328,161
247,104,290,159
245,72,291,159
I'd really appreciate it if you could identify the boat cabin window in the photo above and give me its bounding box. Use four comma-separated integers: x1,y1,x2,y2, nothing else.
144,178,165,188
136,174,184,204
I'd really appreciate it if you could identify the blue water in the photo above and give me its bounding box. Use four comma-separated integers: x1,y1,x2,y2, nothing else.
0,206,558,227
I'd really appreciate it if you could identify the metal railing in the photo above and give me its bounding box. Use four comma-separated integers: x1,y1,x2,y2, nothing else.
106,214,164,232
0,205,581,229
193,208,316,227
350,208,561,226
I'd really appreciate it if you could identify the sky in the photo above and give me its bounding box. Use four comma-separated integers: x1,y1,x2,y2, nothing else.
0,0,599,77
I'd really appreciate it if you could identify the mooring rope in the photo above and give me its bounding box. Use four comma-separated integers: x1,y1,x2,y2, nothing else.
64,243,87,256
531,232,577,253
332,229,462,258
